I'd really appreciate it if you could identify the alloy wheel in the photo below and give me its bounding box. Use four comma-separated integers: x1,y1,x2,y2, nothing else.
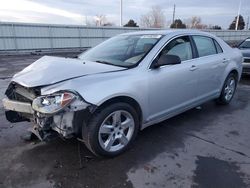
224,77,236,101
98,110,135,152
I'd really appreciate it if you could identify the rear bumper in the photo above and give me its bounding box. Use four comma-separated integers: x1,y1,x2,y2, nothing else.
2,98,34,114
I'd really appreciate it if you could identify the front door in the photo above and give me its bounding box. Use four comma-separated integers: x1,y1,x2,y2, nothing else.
147,36,199,122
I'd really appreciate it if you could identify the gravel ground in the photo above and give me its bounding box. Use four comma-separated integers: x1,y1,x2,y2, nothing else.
0,54,250,188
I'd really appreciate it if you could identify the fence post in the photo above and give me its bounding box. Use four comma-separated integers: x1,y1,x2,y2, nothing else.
0,22,7,51
12,23,18,52
48,26,53,50
102,27,105,42
86,27,89,48
78,27,81,49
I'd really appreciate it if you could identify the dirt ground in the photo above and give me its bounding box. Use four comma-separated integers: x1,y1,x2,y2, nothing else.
0,54,250,188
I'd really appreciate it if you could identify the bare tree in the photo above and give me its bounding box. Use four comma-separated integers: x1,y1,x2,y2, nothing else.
185,16,207,29
94,15,107,26
140,6,166,28
190,16,201,28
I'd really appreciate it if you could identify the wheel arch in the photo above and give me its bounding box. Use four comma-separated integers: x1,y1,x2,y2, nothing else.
216,68,239,105
95,96,143,126
220,68,240,91
74,94,145,140
229,69,239,81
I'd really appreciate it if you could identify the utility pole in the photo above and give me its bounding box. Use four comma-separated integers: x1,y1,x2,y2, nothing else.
235,0,242,30
120,0,123,27
172,4,176,25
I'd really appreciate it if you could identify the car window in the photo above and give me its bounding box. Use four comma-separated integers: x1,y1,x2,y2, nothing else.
134,38,158,54
239,39,250,49
78,34,162,67
101,39,131,56
214,40,223,53
193,36,217,57
159,36,193,62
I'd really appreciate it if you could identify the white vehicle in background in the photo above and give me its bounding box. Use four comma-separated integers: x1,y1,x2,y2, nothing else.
2,30,242,157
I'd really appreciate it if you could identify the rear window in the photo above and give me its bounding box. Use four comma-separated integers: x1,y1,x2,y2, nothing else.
193,36,217,57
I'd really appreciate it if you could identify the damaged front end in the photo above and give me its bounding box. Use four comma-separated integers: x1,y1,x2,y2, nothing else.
3,82,95,141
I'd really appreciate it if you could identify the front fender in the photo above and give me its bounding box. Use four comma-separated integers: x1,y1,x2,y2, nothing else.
40,69,149,123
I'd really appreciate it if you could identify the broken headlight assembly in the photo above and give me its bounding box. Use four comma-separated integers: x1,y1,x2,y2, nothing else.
32,92,80,114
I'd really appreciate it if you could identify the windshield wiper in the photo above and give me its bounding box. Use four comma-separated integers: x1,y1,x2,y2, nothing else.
95,60,114,65
95,60,127,68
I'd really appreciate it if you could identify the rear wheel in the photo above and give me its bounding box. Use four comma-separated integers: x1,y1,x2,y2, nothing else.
216,73,237,105
84,102,139,157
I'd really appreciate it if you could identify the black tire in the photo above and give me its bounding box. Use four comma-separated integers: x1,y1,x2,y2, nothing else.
84,102,140,157
216,72,237,105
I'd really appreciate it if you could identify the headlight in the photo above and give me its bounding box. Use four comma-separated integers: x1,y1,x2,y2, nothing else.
32,92,76,114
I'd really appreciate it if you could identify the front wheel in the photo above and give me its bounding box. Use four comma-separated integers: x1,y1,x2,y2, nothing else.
216,73,237,105
84,102,139,157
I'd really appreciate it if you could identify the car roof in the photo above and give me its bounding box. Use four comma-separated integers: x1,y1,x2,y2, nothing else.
120,29,215,38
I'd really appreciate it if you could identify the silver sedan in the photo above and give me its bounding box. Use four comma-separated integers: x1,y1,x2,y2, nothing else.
2,30,243,157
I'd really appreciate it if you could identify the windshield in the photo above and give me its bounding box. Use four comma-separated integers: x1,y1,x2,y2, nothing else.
239,39,250,49
78,34,163,67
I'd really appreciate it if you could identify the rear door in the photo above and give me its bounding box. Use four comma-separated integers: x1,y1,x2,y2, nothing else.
191,35,227,100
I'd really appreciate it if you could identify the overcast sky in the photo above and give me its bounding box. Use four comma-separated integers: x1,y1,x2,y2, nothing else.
0,0,249,29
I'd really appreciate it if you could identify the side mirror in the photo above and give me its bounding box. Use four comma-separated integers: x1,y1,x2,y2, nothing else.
153,54,181,68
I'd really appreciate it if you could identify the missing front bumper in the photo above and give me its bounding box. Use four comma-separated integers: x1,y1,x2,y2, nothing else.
2,96,95,139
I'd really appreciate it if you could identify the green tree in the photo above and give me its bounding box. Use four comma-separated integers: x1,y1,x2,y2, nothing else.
229,15,245,30
124,19,139,27
170,19,186,28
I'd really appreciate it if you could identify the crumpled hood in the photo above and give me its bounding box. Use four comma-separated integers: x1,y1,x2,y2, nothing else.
12,56,125,87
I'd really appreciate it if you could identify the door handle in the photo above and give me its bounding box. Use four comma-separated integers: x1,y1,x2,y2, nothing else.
222,58,230,63
190,65,198,71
